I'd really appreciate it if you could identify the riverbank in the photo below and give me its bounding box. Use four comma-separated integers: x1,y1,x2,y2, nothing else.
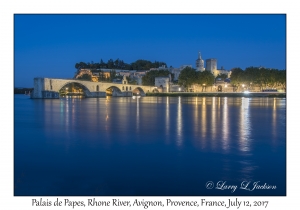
14,87,34,94
145,92,286,98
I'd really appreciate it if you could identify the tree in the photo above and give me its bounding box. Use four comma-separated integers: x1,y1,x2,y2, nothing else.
109,70,116,82
230,67,244,91
215,73,228,80
98,70,105,81
75,62,88,71
107,59,114,69
178,67,197,90
196,71,215,91
126,76,137,85
142,70,172,86
277,70,286,90
258,67,271,90
244,66,260,88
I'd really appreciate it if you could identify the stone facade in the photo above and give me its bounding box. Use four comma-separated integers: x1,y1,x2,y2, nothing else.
155,76,170,93
206,58,217,73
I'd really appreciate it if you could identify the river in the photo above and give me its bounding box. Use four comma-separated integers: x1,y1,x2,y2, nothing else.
14,95,286,196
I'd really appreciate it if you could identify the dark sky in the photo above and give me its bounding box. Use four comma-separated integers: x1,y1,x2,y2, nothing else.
14,14,286,87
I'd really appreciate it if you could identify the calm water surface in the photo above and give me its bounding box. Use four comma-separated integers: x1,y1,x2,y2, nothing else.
14,95,286,196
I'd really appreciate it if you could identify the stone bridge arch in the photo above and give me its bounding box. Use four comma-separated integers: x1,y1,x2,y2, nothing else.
132,87,146,96
58,81,92,96
106,86,122,96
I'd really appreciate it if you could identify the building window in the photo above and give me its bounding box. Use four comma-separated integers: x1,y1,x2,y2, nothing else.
122,86,124,90
126,86,128,91
96,85,99,91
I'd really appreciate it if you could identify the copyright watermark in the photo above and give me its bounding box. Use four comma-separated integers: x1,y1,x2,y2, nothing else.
205,181,277,193
205,181,214,189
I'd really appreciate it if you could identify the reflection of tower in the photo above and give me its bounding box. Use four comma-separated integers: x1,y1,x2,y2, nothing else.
206,58,217,73
196,52,205,72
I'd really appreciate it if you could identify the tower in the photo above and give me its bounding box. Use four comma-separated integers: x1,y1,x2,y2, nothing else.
196,52,205,72
205,58,217,73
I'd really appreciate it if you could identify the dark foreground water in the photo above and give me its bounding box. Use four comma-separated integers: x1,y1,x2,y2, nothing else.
14,95,286,196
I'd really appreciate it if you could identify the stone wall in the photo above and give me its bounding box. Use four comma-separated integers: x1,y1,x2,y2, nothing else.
31,77,156,99
31,78,44,98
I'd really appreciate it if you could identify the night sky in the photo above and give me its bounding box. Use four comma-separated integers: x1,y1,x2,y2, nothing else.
14,14,286,88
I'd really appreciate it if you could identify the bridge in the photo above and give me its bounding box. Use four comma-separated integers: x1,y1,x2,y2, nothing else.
31,77,158,99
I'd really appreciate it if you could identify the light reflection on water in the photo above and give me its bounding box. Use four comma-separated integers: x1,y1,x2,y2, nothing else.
44,96,286,155
239,98,251,153
211,97,217,148
222,97,229,152
14,95,286,196
176,97,182,147
201,97,207,147
165,96,170,144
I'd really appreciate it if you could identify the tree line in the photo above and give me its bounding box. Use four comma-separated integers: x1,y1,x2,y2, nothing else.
177,66,286,91
14,88,34,94
230,67,286,90
75,59,167,71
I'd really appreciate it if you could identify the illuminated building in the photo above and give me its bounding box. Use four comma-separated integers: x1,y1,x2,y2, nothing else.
196,52,205,72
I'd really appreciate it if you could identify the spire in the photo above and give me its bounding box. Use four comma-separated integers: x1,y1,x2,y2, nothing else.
199,51,202,59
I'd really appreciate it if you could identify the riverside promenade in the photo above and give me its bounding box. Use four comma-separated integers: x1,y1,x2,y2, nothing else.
146,92,286,98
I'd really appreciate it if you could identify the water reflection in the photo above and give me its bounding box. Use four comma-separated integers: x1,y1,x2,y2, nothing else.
272,98,277,145
136,97,139,132
238,160,256,181
211,97,216,146
201,97,207,148
165,97,170,144
238,98,254,181
105,98,110,140
222,97,229,152
193,97,199,144
239,98,251,153
176,97,182,147
15,95,286,196
43,96,285,153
